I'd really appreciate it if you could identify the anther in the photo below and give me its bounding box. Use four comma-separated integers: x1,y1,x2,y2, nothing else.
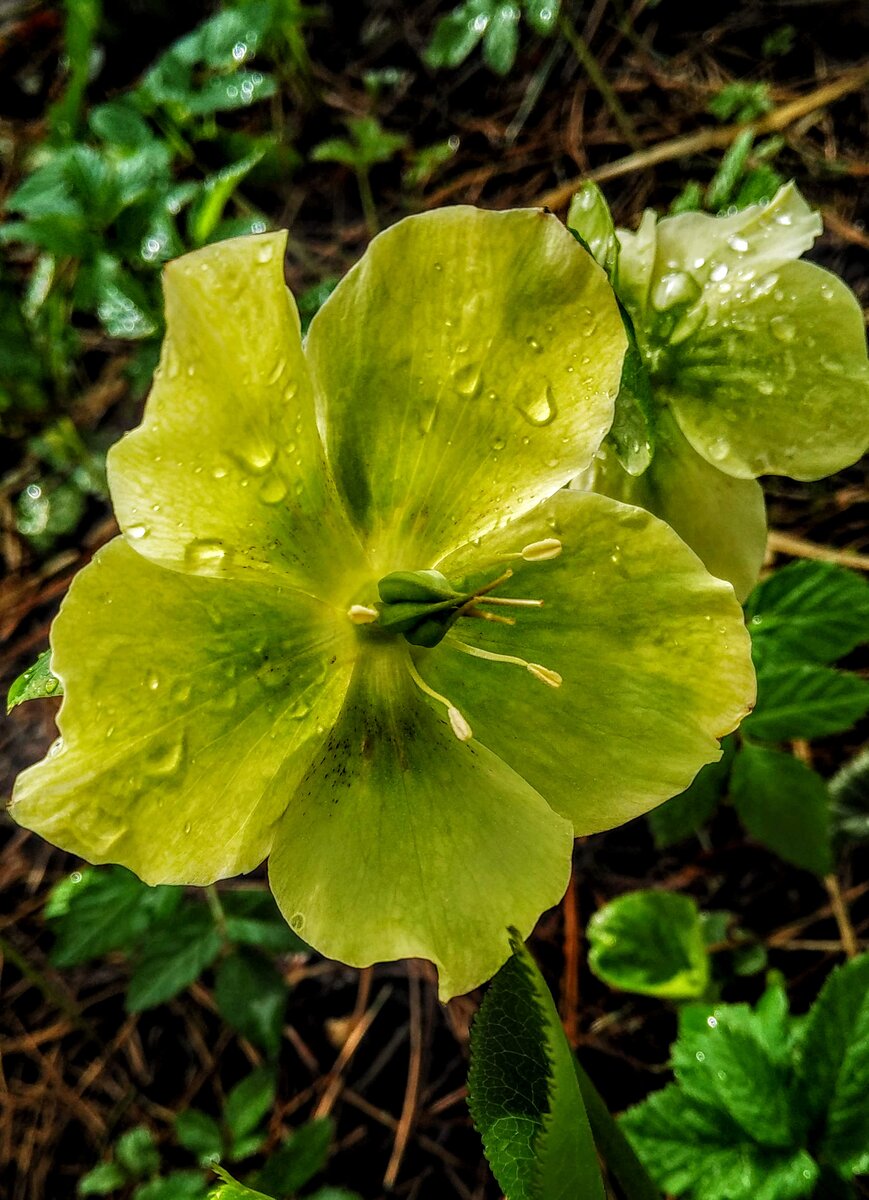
348,604,379,624
406,655,473,742
451,639,563,688
521,538,562,561
527,663,562,688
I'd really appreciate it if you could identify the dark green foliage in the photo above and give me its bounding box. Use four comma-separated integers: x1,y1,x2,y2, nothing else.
468,934,605,1200
424,1,559,77
622,961,869,1199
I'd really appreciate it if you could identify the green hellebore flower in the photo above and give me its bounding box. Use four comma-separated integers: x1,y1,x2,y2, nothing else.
11,208,754,999
571,182,869,601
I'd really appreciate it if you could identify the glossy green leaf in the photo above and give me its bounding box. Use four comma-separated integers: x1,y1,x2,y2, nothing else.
7,649,62,711
78,1162,128,1195
744,662,869,741
126,904,221,1011
307,207,624,567
223,1066,276,1146
468,933,605,1200
269,646,573,1001
175,1110,223,1166
745,561,869,667
588,406,766,600
429,489,754,836
730,744,833,875
588,891,710,1000
215,948,288,1056
46,865,181,967
648,739,734,848
108,232,365,600
135,1171,210,1200
482,4,520,75
568,183,619,279
621,1085,817,1200
188,152,264,247
116,1127,160,1178
254,1119,333,1195
12,539,355,886
220,890,308,955
424,1,492,70
606,304,655,475
795,954,869,1174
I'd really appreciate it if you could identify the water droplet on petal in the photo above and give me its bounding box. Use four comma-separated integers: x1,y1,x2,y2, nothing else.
526,335,543,353
259,476,288,504
770,315,797,342
290,912,305,932
127,524,148,540
515,385,557,427
708,438,730,462
185,539,229,570
453,363,482,398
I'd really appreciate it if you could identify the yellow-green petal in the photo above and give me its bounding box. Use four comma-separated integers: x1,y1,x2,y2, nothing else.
305,207,626,569
11,539,355,883
426,490,755,834
109,232,365,599
661,258,869,480
585,409,767,601
268,643,574,1000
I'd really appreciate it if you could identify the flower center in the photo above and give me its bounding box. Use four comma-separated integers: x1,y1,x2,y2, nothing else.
346,539,564,741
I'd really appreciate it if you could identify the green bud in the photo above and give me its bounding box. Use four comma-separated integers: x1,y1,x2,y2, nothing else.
378,569,461,604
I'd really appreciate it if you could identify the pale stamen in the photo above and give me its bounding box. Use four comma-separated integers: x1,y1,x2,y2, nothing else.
450,639,562,688
520,538,562,561
348,604,379,624
405,655,473,741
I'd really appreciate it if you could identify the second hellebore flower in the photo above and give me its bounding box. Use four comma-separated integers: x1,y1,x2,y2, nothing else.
12,209,754,998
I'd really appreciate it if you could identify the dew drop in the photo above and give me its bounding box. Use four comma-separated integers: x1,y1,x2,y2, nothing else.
185,539,228,570
183,821,192,835
127,524,148,540
727,235,749,253
708,438,730,462
267,357,286,385
652,271,700,312
149,733,185,776
526,335,543,353
256,241,275,264
289,912,306,932
147,672,160,691
71,870,83,883
695,1050,706,1063
453,363,482,398
770,315,797,342
709,263,728,282
515,385,557,427
259,476,288,505
491,435,506,451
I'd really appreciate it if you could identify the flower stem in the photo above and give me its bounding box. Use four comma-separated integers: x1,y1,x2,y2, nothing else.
573,1057,661,1200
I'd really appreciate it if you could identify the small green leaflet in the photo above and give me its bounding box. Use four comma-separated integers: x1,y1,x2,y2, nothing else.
622,961,869,1198
587,891,710,1000
730,744,833,875
253,1118,333,1196
745,561,869,667
743,662,869,741
567,182,620,280
215,947,288,1057
126,904,222,1012
468,932,605,1200
794,955,869,1174
208,1166,273,1200
46,865,181,968
7,648,62,711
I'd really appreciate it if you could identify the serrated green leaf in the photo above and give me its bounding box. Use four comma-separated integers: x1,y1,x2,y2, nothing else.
731,745,833,875
78,1161,128,1196
745,561,869,667
134,1171,210,1200
744,663,869,741
253,1118,333,1194
621,1084,817,1200
221,890,308,954
588,891,710,1000
795,955,869,1174
215,947,288,1056
175,1110,223,1166
126,904,221,1011
649,736,733,847
468,933,605,1200
115,1127,160,1179
7,649,62,712
223,1066,276,1146
830,748,869,845
46,865,182,968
